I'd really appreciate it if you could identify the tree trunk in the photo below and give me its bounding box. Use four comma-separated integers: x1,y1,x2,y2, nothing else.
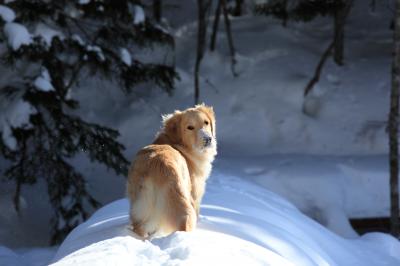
389,0,400,238
333,0,353,66
13,178,21,213
233,0,243,16
13,139,26,214
195,0,212,105
282,0,288,27
222,0,238,77
210,0,222,51
153,0,162,23
370,0,376,12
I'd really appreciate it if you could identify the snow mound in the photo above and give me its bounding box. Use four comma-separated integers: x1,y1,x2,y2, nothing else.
51,172,400,266
119,48,132,66
0,95,36,150
3,22,32,50
34,23,64,48
132,5,145,25
52,231,292,266
34,68,55,92
0,5,15,22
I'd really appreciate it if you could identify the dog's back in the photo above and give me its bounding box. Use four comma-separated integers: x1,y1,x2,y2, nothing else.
127,144,196,239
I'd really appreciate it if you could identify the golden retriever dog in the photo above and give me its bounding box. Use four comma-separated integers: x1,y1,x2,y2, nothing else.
126,104,217,239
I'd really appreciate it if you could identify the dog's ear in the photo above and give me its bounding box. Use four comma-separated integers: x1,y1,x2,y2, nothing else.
196,103,216,137
162,111,182,143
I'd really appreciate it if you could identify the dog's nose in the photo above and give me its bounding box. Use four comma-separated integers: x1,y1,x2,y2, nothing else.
204,136,212,146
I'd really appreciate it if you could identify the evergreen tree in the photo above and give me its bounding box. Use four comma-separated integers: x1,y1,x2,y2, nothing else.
0,0,178,244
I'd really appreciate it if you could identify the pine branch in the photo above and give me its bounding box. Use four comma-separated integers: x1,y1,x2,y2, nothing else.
0,0,178,243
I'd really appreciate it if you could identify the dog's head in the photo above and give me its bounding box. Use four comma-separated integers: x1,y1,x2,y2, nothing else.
161,104,216,155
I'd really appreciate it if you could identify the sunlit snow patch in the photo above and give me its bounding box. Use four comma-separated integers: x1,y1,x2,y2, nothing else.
51,173,400,266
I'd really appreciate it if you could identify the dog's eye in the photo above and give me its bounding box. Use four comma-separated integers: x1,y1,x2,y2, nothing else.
204,120,209,125
187,125,194,130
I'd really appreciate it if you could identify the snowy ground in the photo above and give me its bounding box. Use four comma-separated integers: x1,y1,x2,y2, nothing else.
0,246,56,266
47,172,400,265
217,155,394,238
1,1,399,265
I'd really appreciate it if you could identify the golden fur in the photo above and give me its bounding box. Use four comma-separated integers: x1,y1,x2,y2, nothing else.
126,104,217,239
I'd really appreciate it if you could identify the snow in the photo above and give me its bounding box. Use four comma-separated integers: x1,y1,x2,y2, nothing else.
0,246,19,266
161,1,392,156
0,96,36,150
0,1,399,265
33,68,55,92
78,0,90,5
0,5,15,22
3,22,32,50
51,233,291,266
34,23,64,48
1,125,16,150
88,2,393,159
86,45,105,61
217,155,393,238
72,34,85,46
50,173,400,265
0,246,57,266
119,48,132,66
133,5,145,25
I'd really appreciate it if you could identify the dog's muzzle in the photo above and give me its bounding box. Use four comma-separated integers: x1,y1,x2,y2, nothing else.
203,136,212,147
199,128,213,148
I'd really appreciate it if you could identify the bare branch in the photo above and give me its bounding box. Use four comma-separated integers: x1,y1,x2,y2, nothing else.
303,41,334,97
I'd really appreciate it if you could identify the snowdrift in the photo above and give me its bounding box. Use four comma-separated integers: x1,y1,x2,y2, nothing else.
51,172,400,266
